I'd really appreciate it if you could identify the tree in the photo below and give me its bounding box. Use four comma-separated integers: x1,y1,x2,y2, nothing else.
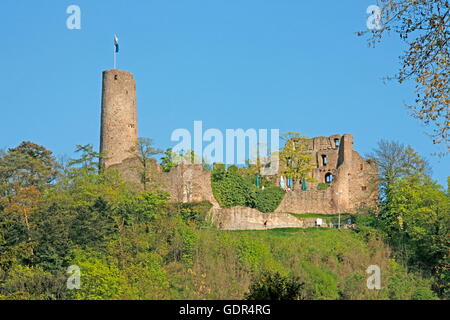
130,138,162,191
68,144,102,175
160,148,177,172
0,142,59,200
246,271,308,300
359,0,450,152
367,140,430,201
69,249,123,300
279,132,313,189
0,265,66,300
381,175,450,298
3,186,40,235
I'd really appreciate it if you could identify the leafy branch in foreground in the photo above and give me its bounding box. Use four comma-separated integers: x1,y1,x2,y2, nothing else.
359,0,450,153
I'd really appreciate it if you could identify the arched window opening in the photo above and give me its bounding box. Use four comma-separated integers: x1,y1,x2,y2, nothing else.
334,138,340,148
325,173,333,183
321,154,327,166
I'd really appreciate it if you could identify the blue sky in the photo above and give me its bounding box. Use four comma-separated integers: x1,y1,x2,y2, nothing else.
0,0,448,186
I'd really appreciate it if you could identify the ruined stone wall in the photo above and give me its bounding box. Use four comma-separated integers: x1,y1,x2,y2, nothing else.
98,69,376,216
274,134,378,214
211,207,332,230
346,152,378,212
159,162,219,207
111,133,377,215
111,158,220,208
100,70,138,168
275,188,335,213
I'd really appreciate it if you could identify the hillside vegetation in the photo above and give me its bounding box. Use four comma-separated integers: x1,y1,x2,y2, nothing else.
0,142,448,300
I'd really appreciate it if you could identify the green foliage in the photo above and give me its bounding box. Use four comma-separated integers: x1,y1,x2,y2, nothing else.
380,176,450,298
69,249,122,300
0,141,443,300
368,140,430,201
279,132,314,187
68,144,101,174
317,183,329,191
252,186,285,213
246,271,308,300
0,265,65,300
211,165,252,208
69,198,116,251
176,201,213,225
237,236,283,273
132,138,162,190
211,164,285,212
300,261,339,300
386,259,438,300
366,141,449,299
116,190,170,225
160,148,177,172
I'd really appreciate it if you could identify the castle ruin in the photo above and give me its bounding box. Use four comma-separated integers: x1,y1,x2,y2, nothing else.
100,69,378,221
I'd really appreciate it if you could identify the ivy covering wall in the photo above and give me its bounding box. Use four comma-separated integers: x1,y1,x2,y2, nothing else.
211,164,285,213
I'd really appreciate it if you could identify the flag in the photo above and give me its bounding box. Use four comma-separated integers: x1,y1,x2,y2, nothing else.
301,178,307,191
280,176,286,189
114,34,119,53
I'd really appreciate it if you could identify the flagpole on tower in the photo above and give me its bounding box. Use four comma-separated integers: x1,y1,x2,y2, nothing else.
114,34,119,69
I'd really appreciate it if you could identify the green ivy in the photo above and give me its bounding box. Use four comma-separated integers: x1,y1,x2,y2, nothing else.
211,164,285,212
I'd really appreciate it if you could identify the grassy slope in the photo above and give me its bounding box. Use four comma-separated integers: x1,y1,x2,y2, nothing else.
168,227,436,300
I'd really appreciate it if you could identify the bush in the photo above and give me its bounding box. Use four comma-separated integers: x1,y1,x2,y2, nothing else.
211,165,285,212
174,201,213,226
211,166,253,208
253,186,285,213
246,271,308,300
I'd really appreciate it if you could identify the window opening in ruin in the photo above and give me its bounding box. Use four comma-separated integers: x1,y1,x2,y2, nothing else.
114,75,118,80
361,186,367,191
321,154,327,166
360,163,363,170
325,173,333,183
334,139,340,147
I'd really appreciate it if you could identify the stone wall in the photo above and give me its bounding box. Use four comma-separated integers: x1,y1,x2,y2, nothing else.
111,158,220,208
211,207,332,230
273,134,378,214
275,188,335,213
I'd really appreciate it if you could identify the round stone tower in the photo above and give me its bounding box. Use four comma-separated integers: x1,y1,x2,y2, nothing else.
100,69,138,168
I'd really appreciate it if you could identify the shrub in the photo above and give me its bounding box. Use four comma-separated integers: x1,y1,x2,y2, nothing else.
211,165,285,211
246,271,308,300
317,183,329,191
253,186,285,213
211,167,253,208
174,201,213,225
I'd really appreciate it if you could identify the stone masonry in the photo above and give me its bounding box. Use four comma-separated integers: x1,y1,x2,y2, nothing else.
100,70,138,168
